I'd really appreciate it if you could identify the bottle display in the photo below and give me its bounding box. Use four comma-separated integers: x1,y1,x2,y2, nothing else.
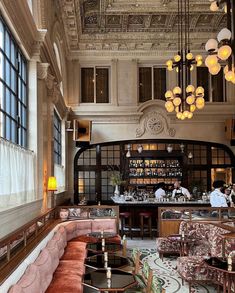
128,159,182,185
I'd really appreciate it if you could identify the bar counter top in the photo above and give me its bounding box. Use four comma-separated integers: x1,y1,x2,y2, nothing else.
111,196,210,206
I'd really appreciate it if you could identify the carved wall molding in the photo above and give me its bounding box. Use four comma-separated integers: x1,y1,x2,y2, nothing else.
136,111,176,138
37,63,50,80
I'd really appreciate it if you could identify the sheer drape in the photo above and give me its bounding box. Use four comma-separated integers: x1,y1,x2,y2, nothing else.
54,163,65,194
0,138,36,208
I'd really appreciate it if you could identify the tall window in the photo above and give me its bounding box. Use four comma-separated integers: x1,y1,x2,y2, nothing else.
197,67,226,102
81,67,109,103
0,15,28,147
54,110,62,165
139,67,166,103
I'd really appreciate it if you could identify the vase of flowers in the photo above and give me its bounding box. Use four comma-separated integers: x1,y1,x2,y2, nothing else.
109,172,126,197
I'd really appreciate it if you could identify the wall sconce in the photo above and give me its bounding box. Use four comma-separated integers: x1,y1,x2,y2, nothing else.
188,152,193,160
167,144,173,153
47,176,57,208
126,144,131,158
137,144,143,154
180,143,185,153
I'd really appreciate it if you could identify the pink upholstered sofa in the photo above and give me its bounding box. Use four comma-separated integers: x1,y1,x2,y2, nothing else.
5,218,118,293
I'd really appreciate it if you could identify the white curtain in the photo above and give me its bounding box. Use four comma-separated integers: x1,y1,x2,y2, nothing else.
54,163,65,194
0,138,36,208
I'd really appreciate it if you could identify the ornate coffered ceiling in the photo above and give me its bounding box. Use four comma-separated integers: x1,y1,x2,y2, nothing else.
57,0,226,57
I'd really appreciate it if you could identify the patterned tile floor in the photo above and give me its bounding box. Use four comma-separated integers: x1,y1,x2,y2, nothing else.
127,238,218,293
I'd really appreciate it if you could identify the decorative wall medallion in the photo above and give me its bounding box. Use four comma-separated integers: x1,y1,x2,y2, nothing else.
136,111,176,138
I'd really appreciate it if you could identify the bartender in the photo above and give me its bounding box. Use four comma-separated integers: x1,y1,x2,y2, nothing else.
172,180,191,200
155,182,166,199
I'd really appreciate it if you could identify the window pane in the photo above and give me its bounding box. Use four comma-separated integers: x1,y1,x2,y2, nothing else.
96,68,109,103
154,68,166,100
139,67,152,103
211,70,224,102
81,68,94,103
197,67,209,102
54,111,62,165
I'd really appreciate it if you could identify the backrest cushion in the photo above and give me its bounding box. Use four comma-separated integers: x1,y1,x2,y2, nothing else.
34,248,53,292
209,225,230,257
57,225,67,244
64,222,77,241
51,232,66,258
92,219,117,233
75,220,92,237
46,239,60,272
8,264,42,293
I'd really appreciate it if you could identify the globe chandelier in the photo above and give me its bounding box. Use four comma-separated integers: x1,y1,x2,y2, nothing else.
205,0,235,82
165,0,205,120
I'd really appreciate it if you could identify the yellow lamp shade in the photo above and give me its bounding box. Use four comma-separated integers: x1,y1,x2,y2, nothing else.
217,45,232,60
186,95,195,105
205,55,218,68
173,97,182,106
196,97,205,109
173,86,182,95
48,177,57,191
225,70,235,81
186,85,195,93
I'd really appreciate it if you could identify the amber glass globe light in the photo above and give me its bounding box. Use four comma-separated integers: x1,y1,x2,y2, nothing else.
186,52,193,60
165,90,173,99
176,112,182,119
218,45,232,60
205,39,218,52
174,55,181,62
186,85,195,93
225,70,235,82
205,55,218,67
195,86,204,96
188,112,193,119
173,86,182,95
186,95,195,105
173,97,181,106
165,100,174,109
209,63,221,75
190,104,196,112
210,1,219,12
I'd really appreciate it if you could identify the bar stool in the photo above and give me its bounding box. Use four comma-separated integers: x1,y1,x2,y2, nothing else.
119,212,132,239
139,212,152,239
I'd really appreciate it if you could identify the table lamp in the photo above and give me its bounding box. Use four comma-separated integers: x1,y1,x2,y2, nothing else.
48,176,57,208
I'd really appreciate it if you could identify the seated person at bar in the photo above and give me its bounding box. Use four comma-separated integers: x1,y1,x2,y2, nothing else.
229,183,235,206
155,182,166,199
172,180,191,200
210,180,228,207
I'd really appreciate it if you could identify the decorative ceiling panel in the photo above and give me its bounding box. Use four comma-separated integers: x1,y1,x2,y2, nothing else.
57,0,227,54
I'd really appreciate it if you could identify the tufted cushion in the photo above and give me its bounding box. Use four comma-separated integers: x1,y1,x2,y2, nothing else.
8,264,42,293
46,239,60,272
92,219,117,233
56,260,85,276
34,248,53,292
64,222,77,241
66,241,87,250
75,220,92,237
57,226,67,244
45,274,82,293
51,232,66,258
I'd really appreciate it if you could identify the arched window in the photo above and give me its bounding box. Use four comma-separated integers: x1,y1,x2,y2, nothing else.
53,42,63,94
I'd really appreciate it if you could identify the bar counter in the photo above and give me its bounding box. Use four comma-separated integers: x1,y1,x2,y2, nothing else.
111,197,210,206
112,196,211,237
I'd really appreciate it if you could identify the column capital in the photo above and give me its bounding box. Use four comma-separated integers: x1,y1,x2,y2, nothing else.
37,63,50,80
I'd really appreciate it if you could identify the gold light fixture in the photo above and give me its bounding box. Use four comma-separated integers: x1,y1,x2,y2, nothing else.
165,0,205,120
205,0,235,83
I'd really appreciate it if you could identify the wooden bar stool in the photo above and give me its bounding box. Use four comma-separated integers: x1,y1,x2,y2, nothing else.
139,212,152,239
119,212,132,239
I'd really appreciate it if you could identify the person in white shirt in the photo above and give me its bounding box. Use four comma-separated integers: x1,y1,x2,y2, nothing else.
210,180,228,207
172,181,191,200
155,182,166,199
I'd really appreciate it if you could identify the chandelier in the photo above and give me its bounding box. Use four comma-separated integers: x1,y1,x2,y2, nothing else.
205,0,235,82
165,0,205,120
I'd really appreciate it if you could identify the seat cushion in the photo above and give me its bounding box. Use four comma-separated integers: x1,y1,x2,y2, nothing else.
61,246,86,261
156,237,181,254
70,234,98,243
45,274,82,293
56,260,85,276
